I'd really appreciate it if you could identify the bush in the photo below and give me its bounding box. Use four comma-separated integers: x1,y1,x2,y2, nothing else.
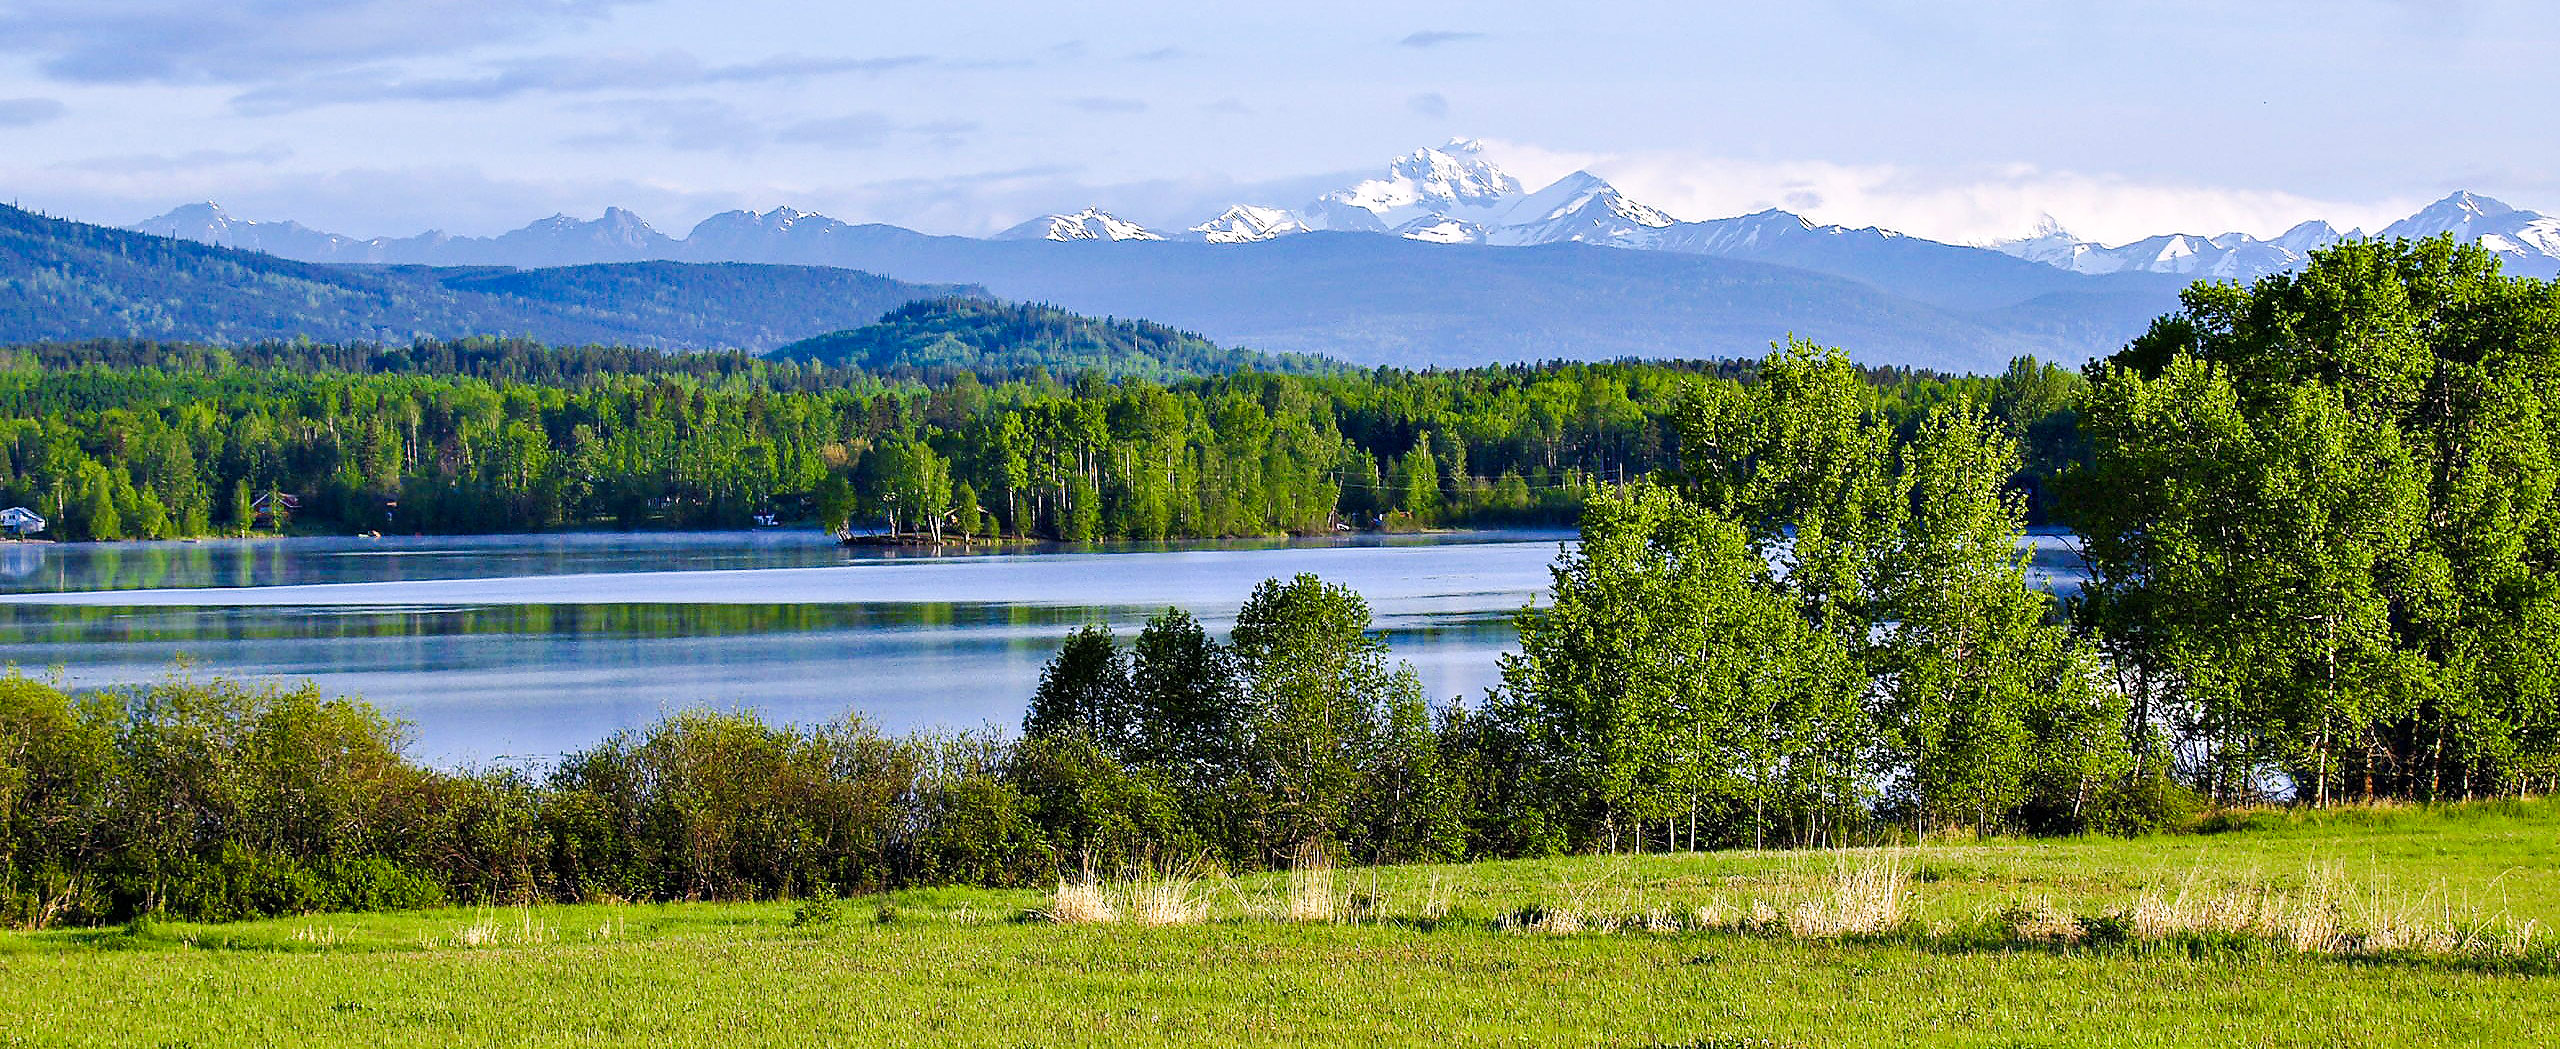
2085,771,2207,836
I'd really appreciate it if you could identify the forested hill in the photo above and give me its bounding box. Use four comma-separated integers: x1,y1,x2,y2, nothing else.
0,203,978,350
771,298,1338,380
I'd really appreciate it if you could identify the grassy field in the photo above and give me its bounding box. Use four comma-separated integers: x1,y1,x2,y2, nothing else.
2,801,2553,1048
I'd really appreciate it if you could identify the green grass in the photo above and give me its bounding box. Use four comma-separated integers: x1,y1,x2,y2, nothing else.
2,801,2554,1048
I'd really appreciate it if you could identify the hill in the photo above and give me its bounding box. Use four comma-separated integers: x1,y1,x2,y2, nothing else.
770,298,1337,379
708,227,2174,372
0,204,976,351
113,200,2193,372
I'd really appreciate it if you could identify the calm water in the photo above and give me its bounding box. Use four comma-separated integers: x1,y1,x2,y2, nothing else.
0,530,2090,766
0,532,1573,764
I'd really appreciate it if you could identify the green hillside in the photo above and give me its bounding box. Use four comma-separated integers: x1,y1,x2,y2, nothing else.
772,297,1338,380
0,203,974,350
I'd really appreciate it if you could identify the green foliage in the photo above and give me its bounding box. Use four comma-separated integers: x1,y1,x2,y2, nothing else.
772,298,1335,381
1023,625,1133,753
0,204,973,352
1498,341,2135,847
2073,236,2560,801
1497,480,1864,851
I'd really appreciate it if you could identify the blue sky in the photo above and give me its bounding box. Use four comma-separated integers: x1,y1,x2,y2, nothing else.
0,0,2552,244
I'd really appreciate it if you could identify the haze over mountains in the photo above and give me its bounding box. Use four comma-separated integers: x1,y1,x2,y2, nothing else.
55,139,2560,371
0,203,976,351
146,139,2523,278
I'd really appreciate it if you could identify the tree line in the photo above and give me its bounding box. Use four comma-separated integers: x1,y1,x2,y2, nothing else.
0,339,2077,544
7,237,2552,929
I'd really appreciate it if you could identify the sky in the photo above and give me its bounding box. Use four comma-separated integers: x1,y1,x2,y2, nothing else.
0,0,2553,245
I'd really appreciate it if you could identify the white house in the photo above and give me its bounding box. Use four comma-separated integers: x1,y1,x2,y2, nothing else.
0,506,44,537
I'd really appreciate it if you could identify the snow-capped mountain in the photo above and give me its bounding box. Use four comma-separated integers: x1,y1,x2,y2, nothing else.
1480,170,1677,247
1989,216,2351,280
128,202,369,259
1990,192,2560,282
2382,191,2560,272
996,207,1162,242
1178,140,1674,249
1312,139,1522,231
1188,205,1306,243
123,148,2560,316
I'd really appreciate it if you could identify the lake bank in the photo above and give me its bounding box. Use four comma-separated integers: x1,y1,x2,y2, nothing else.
0,530,1579,765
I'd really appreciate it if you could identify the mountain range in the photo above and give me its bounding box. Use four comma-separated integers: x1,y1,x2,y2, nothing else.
0,202,976,351
54,140,2560,371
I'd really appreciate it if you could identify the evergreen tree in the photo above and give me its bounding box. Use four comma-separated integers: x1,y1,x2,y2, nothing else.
1126,608,1244,773
1022,624,1133,756
1230,574,1417,854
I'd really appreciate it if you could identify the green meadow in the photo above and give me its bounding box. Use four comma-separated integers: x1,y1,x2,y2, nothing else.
4,801,2551,1048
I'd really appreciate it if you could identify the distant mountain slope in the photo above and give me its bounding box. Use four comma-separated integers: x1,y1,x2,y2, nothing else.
34,199,2177,371
1991,191,2560,281
706,228,2185,372
772,298,1334,379
0,204,975,350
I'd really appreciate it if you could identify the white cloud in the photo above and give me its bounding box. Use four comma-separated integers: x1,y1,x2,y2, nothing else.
1472,139,2423,246
0,97,67,126
0,0,645,84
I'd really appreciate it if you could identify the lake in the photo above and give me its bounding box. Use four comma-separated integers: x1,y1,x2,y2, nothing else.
0,530,2090,766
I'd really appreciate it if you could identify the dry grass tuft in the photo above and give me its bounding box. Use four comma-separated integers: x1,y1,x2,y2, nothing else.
1286,841,1336,923
2109,863,2543,958
437,908,553,949
1786,853,1907,938
1046,879,1118,925
1128,871,1212,926
1041,858,1226,925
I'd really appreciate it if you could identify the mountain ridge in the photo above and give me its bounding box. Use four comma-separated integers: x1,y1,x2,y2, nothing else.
12,199,2182,371
0,202,978,351
132,141,2560,293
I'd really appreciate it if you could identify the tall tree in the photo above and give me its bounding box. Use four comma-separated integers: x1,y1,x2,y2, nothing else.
2074,236,2560,801
1022,625,1133,756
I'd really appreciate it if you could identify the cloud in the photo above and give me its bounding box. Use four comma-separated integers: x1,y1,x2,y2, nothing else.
777,113,979,150
775,112,899,148
0,0,644,85
1468,139,2421,246
565,104,977,155
1,160,750,240
1064,96,1147,114
1126,46,1186,63
1406,92,1449,119
564,98,761,154
63,146,295,173
0,97,67,127
233,51,930,113
1398,30,1485,48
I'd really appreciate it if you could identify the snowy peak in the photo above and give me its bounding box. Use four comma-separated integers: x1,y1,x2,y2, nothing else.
998,207,1163,242
1187,204,1305,244
128,202,364,259
2388,190,2520,235
132,202,243,240
1483,170,1677,247
1990,215,2096,270
2382,191,2560,263
1190,142,1687,248
1993,189,2558,281
1313,138,1524,230
1991,221,2340,279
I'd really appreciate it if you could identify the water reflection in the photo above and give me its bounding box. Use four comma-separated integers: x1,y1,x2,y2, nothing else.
0,530,2086,767
1,533,1560,765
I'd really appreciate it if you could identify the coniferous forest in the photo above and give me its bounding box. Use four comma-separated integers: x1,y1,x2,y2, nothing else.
6,237,2560,926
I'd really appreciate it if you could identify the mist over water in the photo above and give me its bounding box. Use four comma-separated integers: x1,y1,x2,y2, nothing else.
0,530,2089,766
